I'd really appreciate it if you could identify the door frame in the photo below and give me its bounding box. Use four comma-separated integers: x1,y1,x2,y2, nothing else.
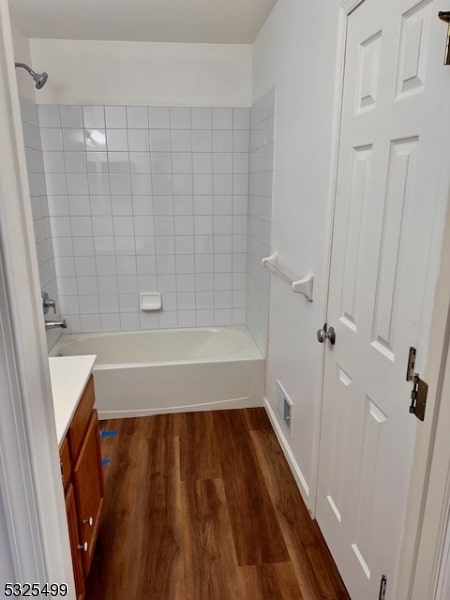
317,0,450,597
397,190,450,599
0,0,75,594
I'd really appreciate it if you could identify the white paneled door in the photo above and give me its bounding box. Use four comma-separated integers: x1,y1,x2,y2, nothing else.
317,0,450,598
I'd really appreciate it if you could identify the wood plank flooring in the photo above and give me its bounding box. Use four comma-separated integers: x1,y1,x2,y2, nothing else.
85,409,350,600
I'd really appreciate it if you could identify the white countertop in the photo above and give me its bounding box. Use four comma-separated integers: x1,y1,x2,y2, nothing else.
49,355,96,446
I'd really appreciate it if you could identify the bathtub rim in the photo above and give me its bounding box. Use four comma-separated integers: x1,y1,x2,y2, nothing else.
50,324,264,369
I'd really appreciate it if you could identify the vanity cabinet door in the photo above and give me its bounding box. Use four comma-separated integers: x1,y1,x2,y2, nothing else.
73,409,104,576
65,483,86,600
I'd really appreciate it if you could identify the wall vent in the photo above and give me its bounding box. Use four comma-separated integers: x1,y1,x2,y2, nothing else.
276,380,293,434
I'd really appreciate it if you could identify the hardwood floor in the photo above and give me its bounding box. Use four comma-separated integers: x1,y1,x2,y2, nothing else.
85,409,350,600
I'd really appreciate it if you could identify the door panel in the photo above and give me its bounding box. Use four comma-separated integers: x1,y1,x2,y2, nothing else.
317,0,450,597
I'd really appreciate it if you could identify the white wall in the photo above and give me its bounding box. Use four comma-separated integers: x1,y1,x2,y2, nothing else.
30,39,252,107
10,19,35,103
253,0,340,507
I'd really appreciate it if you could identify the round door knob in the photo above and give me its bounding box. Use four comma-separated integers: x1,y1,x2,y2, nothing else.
317,324,336,345
77,542,88,552
83,517,93,527
327,326,336,345
317,328,327,343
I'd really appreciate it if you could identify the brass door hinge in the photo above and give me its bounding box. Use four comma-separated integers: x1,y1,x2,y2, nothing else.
406,347,428,421
409,374,428,421
438,11,450,65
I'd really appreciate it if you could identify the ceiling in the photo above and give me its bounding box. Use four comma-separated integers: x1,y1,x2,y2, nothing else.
10,0,278,44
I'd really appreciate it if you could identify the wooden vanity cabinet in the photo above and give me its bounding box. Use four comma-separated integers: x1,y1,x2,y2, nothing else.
59,375,104,599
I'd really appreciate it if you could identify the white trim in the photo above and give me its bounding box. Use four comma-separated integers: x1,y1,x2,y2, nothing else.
0,0,75,595
340,0,365,15
310,2,350,518
398,195,450,600
264,398,311,505
436,502,450,599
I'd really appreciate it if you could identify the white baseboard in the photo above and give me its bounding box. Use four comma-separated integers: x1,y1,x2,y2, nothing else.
264,397,313,515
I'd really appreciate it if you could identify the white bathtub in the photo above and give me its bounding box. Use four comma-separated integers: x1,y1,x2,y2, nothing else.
51,326,264,418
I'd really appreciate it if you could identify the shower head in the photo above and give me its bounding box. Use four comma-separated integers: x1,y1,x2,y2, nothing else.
14,62,48,89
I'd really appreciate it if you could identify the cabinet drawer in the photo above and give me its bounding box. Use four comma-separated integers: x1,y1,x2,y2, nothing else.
59,437,71,490
73,409,104,576
65,483,85,600
69,375,95,459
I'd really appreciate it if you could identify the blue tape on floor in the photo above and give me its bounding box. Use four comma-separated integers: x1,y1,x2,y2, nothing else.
99,429,119,438
101,458,111,466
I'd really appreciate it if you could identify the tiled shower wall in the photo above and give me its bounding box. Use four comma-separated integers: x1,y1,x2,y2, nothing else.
246,90,274,354
38,105,250,332
19,97,60,348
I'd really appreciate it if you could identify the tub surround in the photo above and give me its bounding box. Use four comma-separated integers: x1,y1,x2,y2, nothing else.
52,326,263,418
246,89,274,354
39,104,250,334
19,95,60,350
48,354,96,444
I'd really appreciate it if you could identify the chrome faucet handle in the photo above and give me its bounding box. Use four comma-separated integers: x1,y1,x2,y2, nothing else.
42,291,56,314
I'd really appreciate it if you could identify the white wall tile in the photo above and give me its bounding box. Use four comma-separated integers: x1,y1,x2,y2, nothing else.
88,173,110,195
159,311,178,329
171,174,191,195
120,313,140,330
176,274,195,292
106,129,128,151
64,152,87,174
100,313,121,330
191,108,212,130
132,196,153,215
129,152,151,173
86,152,108,173
110,173,132,195
170,107,191,129
105,106,127,128
136,235,156,255
178,310,196,327
213,108,232,129
85,129,107,151
233,108,250,130
127,106,148,129
108,152,130,173
67,173,89,195
171,130,191,152
149,107,170,129
171,153,192,174
157,255,176,274
72,236,94,256
191,130,212,153
152,174,173,195
128,129,149,151
43,151,65,173
83,106,105,128
97,273,118,292
134,216,155,237
153,196,174,216
150,129,171,151
60,106,83,128
213,130,232,152
41,129,63,151
193,174,213,196
113,216,134,236
39,105,61,127
62,129,85,151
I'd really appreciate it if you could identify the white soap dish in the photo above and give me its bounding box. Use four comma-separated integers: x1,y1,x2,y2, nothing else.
139,292,162,311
